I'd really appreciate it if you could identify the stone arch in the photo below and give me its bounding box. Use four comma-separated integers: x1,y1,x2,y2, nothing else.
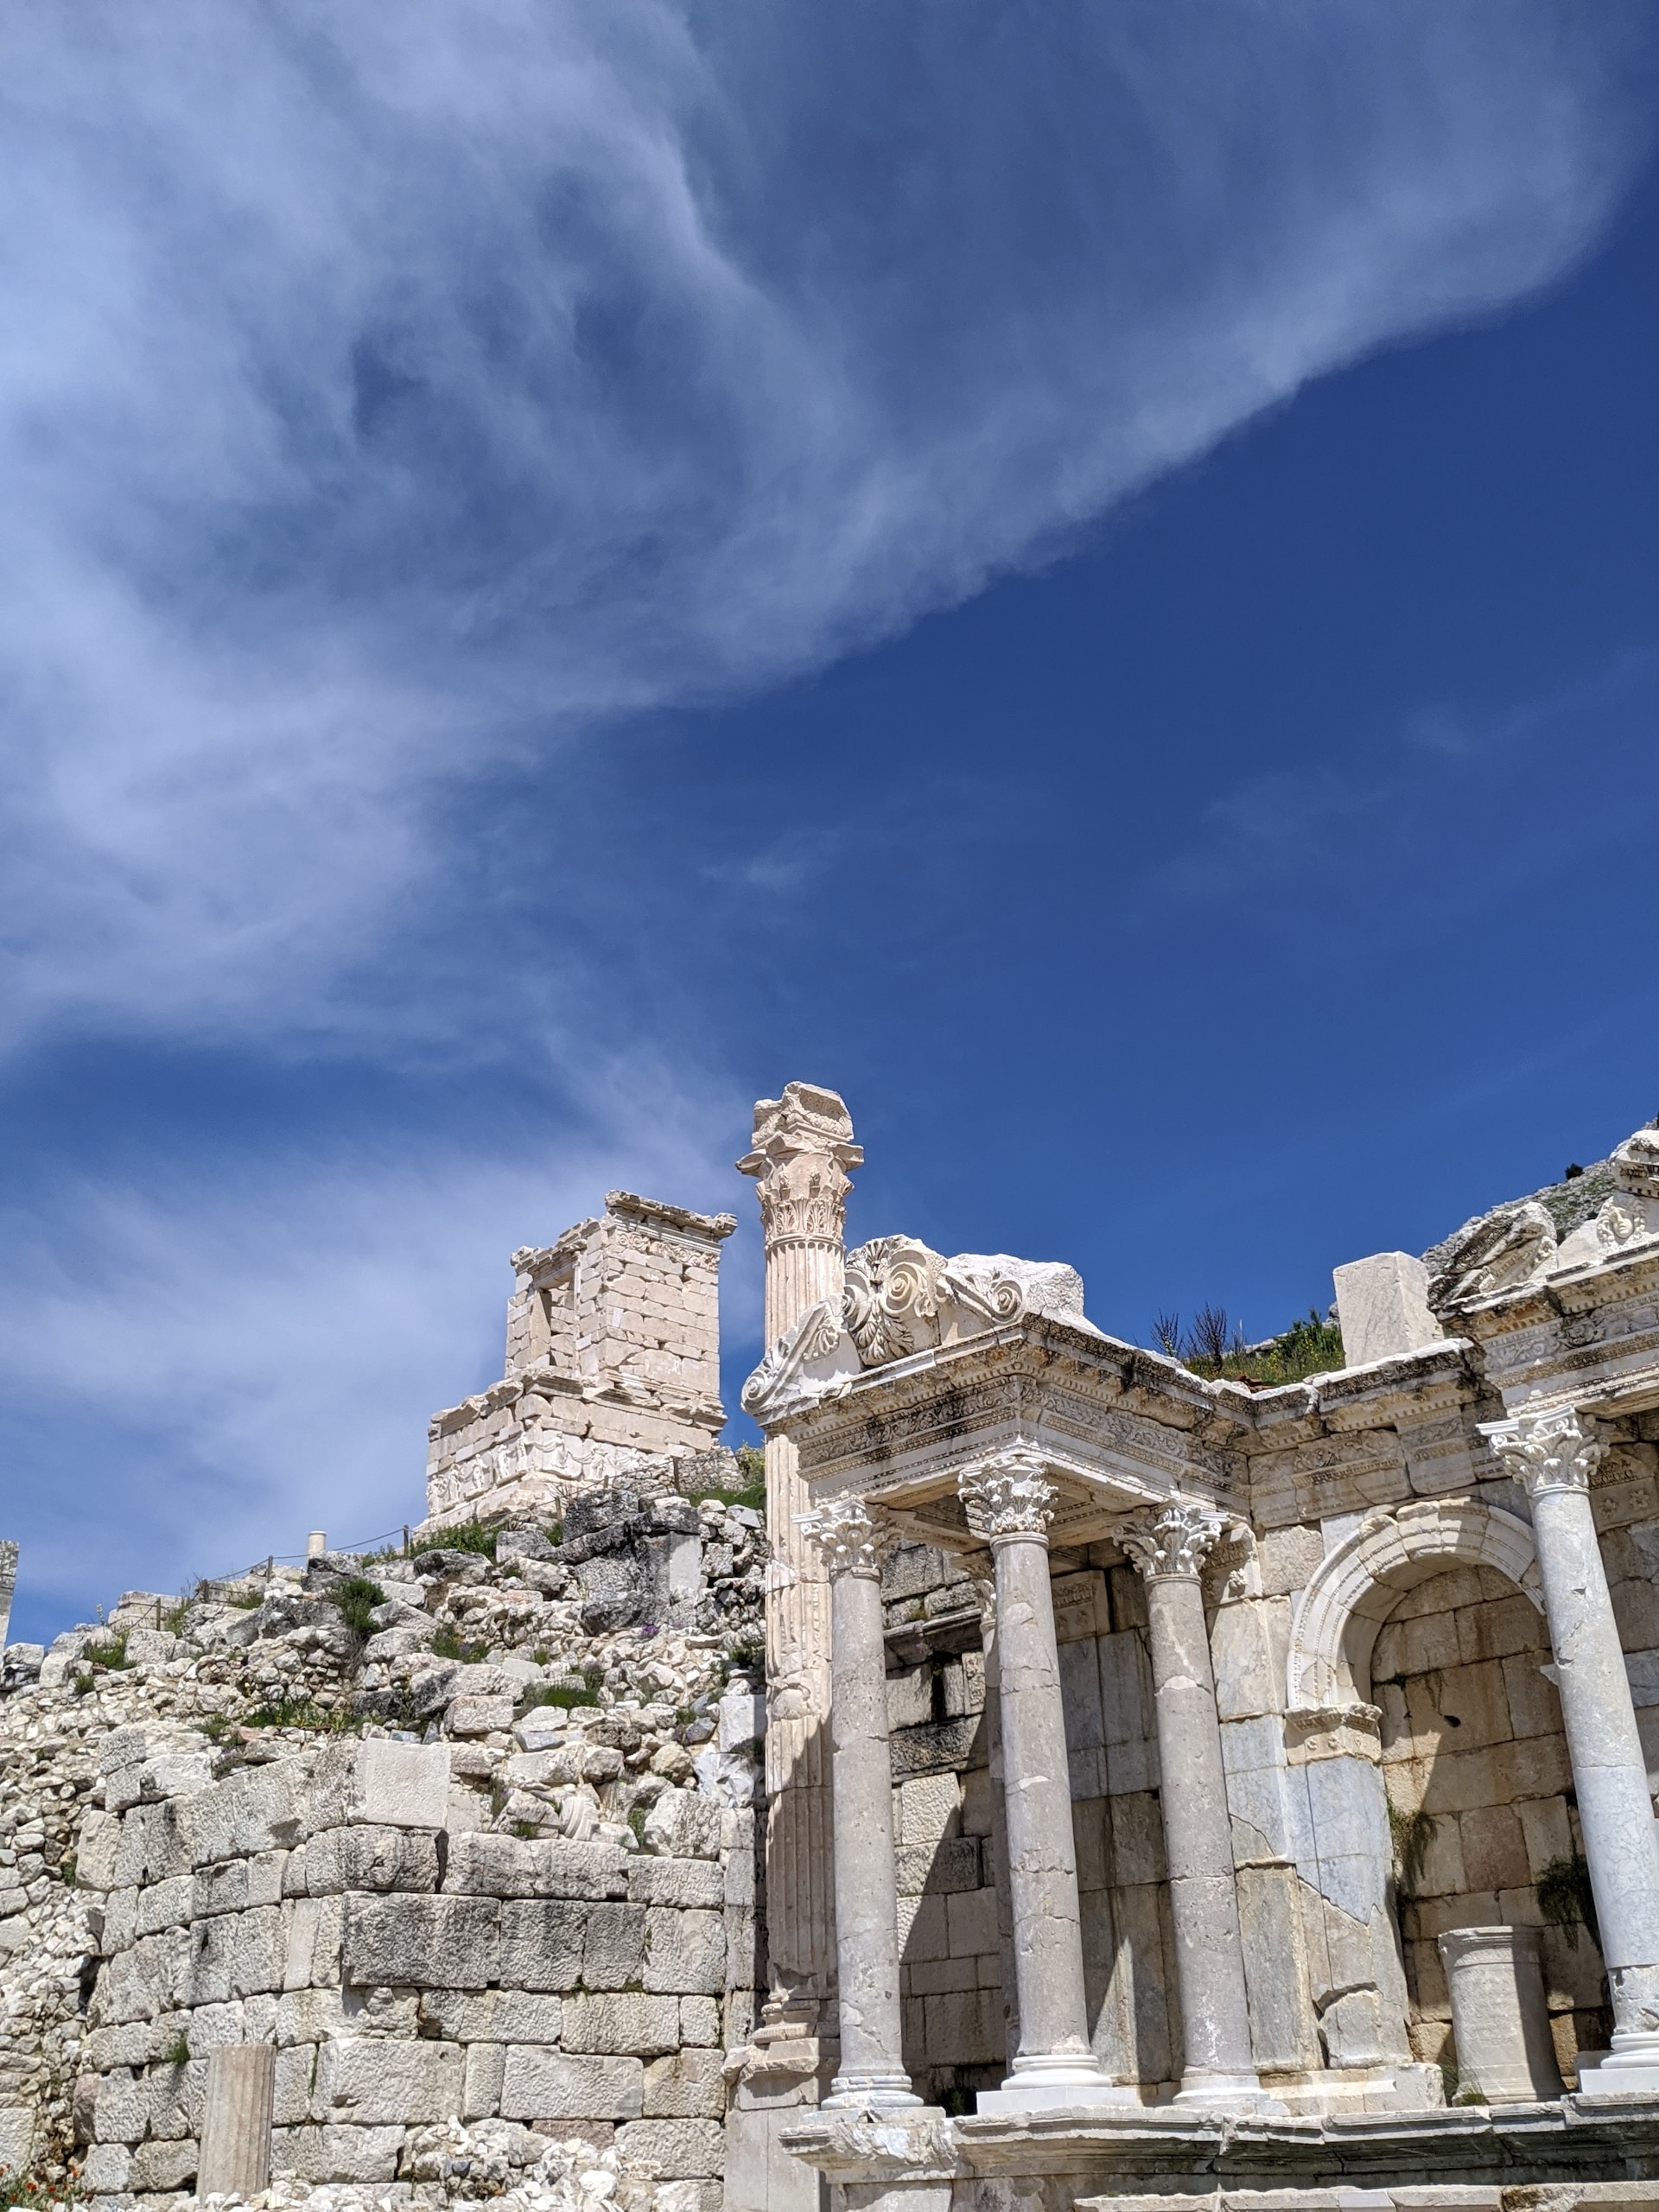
1287,1497,1543,1710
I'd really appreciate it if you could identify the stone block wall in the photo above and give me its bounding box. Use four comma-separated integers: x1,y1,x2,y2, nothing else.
72,1735,749,2206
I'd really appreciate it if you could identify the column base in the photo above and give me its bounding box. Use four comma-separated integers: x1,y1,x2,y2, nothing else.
976,2053,1141,2114
1575,2048,1659,2101
823,2070,923,2111
1174,2069,1287,2115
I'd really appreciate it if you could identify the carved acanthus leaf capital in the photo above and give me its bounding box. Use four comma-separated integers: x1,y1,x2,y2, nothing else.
1115,1499,1227,1580
1481,1408,1608,1497
797,1496,899,1580
957,1450,1055,1542
737,1083,861,1250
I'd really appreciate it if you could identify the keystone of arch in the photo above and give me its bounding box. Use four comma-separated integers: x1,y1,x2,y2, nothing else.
1287,1496,1543,1712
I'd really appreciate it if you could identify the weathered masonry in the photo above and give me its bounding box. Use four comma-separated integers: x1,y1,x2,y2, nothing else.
725,1089,1659,2212
426,1192,737,1528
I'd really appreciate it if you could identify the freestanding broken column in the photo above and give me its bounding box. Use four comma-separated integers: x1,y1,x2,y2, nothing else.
736,1082,863,2044
196,2044,275,2199
0,1541,16,1648
959,1450,1129,2113
1116,1501,1277,2110
799,1495,920,2111
1484,1408,1659,2096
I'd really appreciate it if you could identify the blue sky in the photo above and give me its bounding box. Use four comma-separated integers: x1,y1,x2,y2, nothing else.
3,3,1658,1642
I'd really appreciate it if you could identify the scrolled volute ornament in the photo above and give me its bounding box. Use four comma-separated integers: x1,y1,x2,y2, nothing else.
797,1495,899,1580
842,1236,949,1365
1482,1408,1607,1497
957,1449,1055,1541
1115,1499,1226,1580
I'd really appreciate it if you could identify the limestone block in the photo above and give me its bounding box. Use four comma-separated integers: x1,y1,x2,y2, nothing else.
270,2122,404,2181
640,1789,721,1859
276,1988,350,2044
1333,1252,1442,1366
460,2043,505,2120
642,1908,724,1994
283,1895,343,1990
680,1996,720,2044
642,2048,725,2119
79,2142,130,2193
129,2136,198,2192
1236,1864,1320,2073
627,1857,724,1909
93,2073,150,2144
499,2049,645,2122
341,1892,499,1988
498,1899,586,1990
943,1885,998,1959
920,1988,1001,2066
313,2037,464,2124
896,1892,948,1963
1058,1637,1104,1749
1050,1569,1109,1643
618,2118,724,2177
180,1764,304,1866
561,1992,682,2055
446,1693,518,1735
143,1750,215,1798
1109,1792,1167,1887
188,1904,289,2003
274,2044,315,2126
196,1848,289,1917
1211,1598,1292,1723
491,1992,564,2043
899,1773,961,1847
582,1902,646,1988
893,1838,982,1896
135,1872,194,1936
444,1831,629,1900
349,1738,451,1829
75,1808,122,1892
305,1824,440,1896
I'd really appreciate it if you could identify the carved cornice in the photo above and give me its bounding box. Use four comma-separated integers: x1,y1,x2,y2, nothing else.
736,1083,862,1253
797,1496,899,1580
1114,1499,1225,1580
957,1449,1055,1542
1480,1407,1608,1497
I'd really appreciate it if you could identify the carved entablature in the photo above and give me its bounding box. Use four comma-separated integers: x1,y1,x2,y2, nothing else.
741,1234,1102,1425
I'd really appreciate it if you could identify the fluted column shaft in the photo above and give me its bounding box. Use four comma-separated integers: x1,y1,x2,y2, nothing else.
738,1084,862,2030
802,1497,919,2110
960,1452,1128,2113
1117,1503,1269,2108
1486,1411,1659,2088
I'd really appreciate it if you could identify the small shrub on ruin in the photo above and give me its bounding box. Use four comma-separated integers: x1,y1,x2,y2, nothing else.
328,1575,386,1636
410,1522,498,1560
83,1630,130,1673
431,1624,489,1663
524,1681,599,1710
1538,1852,1599,1950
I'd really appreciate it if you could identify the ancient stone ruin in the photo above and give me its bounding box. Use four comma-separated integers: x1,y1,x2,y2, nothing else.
10,1092,1659,2212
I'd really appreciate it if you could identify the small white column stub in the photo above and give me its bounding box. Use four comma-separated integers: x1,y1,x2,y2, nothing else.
1438,1927,1563,2103
1484,1408,1659,2096
196,2043,276,2200
959,1449,1133,2113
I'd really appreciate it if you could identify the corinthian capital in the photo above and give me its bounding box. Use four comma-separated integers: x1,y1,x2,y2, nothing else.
1481,1408,1607,1497
798,1496,898,1580
1115,1499,1226,1580
737,1082,862,1251
958,1449,1055,1541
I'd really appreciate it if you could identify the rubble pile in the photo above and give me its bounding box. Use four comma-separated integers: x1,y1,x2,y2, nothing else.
0,1484,768,2206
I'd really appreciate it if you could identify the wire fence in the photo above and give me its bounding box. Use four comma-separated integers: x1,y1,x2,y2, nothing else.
177,1522,418,1605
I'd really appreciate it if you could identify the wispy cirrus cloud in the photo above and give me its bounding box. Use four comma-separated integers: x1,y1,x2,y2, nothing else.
0,0,1650,1049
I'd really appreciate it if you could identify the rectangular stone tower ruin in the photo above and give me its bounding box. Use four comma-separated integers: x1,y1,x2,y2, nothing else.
425,1190,737,1527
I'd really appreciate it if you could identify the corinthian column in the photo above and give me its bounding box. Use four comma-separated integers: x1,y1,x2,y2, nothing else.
737,1084,862,2040
960,1450,1129,2113
798,1496,920,2111
1116,1501,1274,2110
1484,1408,1659,2095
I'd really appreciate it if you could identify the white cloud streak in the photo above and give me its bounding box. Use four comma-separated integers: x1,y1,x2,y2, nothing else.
0,0,1649,1046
